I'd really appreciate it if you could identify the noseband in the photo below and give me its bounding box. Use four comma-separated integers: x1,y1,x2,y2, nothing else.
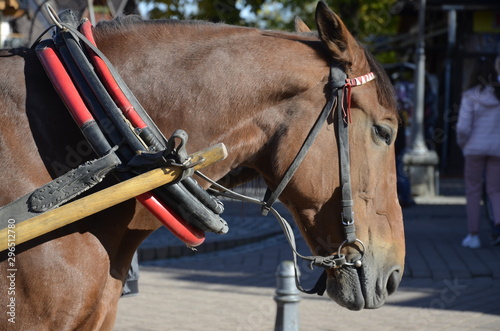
204,64,376,295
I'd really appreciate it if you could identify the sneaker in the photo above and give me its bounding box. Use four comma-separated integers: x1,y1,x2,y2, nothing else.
462,234,481,249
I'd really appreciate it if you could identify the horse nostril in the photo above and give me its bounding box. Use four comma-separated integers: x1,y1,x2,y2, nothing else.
386,269,401,295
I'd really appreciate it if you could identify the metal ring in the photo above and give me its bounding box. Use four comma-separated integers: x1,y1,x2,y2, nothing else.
45,4,65,30
337,239,365,267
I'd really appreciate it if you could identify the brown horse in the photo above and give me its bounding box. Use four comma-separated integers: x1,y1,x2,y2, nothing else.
0,2,404,329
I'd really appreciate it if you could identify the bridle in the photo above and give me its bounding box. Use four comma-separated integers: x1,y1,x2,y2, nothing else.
203,64,376,295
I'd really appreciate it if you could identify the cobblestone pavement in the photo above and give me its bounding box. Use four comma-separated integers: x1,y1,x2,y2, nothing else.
114,183,500,331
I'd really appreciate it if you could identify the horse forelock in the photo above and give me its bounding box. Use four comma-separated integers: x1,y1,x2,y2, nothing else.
364,49,397,114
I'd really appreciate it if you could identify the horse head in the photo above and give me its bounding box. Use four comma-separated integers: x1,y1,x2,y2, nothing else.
259,2,405,310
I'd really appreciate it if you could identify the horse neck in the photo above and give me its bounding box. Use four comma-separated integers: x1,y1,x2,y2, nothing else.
95,22,330,181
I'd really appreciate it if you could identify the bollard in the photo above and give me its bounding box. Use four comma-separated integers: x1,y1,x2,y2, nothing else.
274,261,301,331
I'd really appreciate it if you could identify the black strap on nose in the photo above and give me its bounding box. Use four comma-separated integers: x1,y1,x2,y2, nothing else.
261,66,339,216
330,66,357,245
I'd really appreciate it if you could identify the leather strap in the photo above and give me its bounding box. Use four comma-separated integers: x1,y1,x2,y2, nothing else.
261,68,337,216
331,66,356,244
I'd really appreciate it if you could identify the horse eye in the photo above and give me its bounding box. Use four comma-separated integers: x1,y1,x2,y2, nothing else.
373,125,393,145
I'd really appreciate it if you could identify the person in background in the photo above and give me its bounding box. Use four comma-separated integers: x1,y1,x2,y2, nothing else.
457,56,500,249
391,73,415,208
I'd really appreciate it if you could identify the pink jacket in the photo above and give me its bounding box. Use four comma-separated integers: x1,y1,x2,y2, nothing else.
457,85,500,157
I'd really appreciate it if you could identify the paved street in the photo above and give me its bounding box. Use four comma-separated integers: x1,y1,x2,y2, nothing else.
114,181,500,330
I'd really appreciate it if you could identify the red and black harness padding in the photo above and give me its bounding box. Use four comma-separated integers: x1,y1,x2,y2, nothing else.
33,9,227,247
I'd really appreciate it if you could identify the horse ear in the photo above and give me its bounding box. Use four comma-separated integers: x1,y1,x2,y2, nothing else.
315,1,356,69
294,16,311,33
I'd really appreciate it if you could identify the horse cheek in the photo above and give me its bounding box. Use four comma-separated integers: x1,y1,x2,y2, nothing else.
373,152,405,268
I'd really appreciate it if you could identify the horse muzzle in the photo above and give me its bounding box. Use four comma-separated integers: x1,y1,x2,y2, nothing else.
326,257,403,310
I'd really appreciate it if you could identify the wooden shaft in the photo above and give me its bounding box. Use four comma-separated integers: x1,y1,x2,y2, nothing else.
0,143,227,251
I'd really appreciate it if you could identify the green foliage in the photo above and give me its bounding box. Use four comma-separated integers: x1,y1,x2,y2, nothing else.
142,0,400,62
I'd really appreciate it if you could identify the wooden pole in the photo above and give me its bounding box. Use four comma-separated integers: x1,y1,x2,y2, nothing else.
0,143,227,251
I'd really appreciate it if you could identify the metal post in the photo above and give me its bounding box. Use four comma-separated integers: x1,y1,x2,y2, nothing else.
403,0,439,196
0,12,4,48
87,0,96,26
440,8,457,172
410,0,428,154
274,261,301,331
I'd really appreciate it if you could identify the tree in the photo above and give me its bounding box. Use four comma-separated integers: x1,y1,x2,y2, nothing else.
142,0,401,60
144,1,397,31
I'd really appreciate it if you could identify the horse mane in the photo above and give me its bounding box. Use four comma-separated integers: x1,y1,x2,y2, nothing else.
94,15,221,31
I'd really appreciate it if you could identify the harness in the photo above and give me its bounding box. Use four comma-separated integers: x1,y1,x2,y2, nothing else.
33,6,376,296
33,8,227,248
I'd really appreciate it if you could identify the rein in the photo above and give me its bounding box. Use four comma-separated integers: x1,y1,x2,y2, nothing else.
205,66,376,295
